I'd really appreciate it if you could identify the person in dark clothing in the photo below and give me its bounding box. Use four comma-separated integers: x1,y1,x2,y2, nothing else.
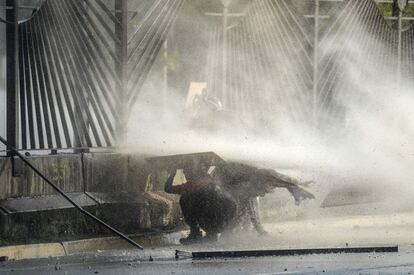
165,161,315,244
164,165,237,244
213,162,315,235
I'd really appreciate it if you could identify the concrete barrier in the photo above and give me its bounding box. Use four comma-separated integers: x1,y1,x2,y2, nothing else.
84,153,153,194
84,153,130,193
0,230,186,261
128,154,153,194
61,231,184,255
0,152,183,246
0,243,66,261
1,153,155,196
0,158,12,200
0,155,83,199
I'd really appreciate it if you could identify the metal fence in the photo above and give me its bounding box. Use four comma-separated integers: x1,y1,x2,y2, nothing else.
3,0,414,151
6,0,184,150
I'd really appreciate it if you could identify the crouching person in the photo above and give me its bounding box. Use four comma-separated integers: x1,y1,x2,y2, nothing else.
164,165,237,245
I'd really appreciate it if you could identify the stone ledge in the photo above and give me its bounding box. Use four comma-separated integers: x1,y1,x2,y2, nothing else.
0,230,186,261
0,243,66,261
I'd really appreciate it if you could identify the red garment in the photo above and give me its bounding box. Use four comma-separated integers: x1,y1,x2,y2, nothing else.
169,176,219,195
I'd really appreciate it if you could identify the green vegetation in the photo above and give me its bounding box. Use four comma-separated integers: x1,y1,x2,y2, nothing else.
376,1,414,28
402,3,414,17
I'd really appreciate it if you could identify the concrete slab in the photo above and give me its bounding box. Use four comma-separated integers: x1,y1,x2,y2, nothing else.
0,193,97,213
0,243,65,261
0,231,185,261
85,192,148,205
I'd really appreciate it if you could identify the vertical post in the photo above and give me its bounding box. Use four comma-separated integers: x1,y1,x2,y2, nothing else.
75,3,87,151
222,2,229,108
115,0,128,144
396,0,408,87
392,0,399,29
397,8,402,86
312,0,320,127
6,0,19,155
163,39,168,117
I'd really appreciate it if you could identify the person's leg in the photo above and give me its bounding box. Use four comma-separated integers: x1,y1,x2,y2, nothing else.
179,195,202,244
247,197,267,235
198,185,237,242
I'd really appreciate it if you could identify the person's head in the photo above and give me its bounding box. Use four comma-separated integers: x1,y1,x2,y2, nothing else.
183,161,210,181
207,96,223,112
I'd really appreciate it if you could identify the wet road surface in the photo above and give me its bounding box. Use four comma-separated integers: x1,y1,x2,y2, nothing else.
1,211,413,274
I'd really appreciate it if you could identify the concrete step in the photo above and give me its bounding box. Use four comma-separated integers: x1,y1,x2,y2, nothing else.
0,191,182,246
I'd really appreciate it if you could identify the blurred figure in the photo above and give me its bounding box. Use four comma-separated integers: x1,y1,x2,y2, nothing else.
190,88,223,129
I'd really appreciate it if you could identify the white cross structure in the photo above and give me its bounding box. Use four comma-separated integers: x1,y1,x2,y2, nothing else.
301,0,414,123
204,0,246,108
302,0,344,125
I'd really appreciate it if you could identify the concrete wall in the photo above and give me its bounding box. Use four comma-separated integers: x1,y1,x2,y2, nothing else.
0,152,185,228
0,153,156,199
83,153,152,194
0,158,12,199
84,153,130,193
0,152,182,245
0,155,83,199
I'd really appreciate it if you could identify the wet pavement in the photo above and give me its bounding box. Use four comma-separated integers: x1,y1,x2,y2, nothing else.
0,211,413,274
0,245,413,275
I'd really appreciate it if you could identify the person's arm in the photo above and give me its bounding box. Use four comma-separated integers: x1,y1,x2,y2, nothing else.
164,170,177,194
164,170,192,195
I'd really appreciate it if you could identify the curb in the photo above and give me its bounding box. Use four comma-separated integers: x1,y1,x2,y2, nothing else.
0,230,186,261
0,243,65,261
